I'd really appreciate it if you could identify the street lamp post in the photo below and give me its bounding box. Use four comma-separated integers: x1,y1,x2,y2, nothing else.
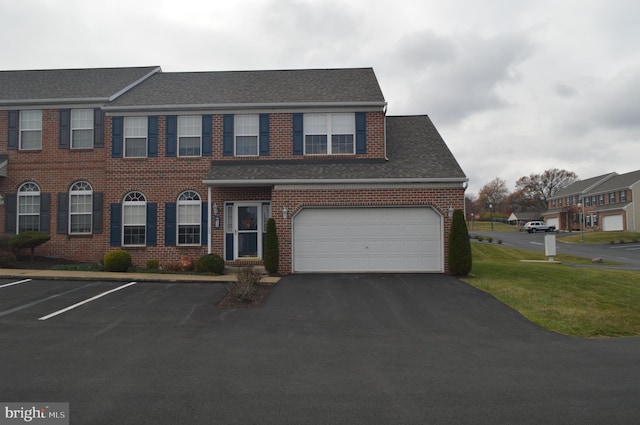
577,202,584,242
489,203,494,231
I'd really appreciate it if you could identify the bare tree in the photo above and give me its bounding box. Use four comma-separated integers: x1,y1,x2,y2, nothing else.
515,168,578,209
478,177,509,213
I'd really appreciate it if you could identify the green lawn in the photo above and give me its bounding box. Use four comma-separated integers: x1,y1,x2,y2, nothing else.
466,221,519,232
461,243,640,337
560,231,640,244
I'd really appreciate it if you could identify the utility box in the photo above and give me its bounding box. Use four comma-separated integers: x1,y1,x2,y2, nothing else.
545,234,556,261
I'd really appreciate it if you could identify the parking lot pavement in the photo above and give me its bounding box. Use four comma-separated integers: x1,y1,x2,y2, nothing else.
1,274,640,425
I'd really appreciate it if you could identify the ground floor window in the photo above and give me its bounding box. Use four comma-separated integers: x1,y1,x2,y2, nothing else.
18,182,40,233
178,191,201,245
123,192,146,246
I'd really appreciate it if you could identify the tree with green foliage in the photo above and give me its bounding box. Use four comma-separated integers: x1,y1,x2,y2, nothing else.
9,231,51,262
263,218,279,274
448,209,472,276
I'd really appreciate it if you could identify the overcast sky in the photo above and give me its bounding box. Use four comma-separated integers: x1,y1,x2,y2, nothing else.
2,0,639,195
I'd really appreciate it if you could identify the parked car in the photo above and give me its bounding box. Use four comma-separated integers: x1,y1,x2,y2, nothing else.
524,221,556,233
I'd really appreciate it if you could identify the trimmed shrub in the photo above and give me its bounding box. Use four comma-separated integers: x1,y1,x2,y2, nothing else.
448,209,472,276
263,218,279,274
146,259,160,270
195,253,225,275
231,266,262,302
103,250,132,272
0,249,17,268
0,234,12,251
9,231,51,262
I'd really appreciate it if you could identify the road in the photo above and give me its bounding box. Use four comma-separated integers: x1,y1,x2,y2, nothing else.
471,230,640,270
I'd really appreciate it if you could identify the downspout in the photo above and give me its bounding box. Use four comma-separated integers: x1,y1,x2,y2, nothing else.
207,186,212,254
383,104,389,161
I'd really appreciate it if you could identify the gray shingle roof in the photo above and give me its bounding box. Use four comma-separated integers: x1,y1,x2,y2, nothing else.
0,66,160,105
203,115,466,184
551,172,617,199
588,169,640,193
106,68,386,109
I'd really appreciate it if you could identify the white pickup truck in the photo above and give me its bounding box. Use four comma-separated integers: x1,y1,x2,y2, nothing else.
524,221,556,233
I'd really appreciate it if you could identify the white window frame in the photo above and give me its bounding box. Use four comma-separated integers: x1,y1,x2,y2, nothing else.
71,109,94,149
178,116,201,157
19,110,42,150
177,191,201,246
303,113,355,155
69,181,93,235
122,192,146,246
235,114,259,156
620,190,627,202
124,117,147,158
17,182,41,233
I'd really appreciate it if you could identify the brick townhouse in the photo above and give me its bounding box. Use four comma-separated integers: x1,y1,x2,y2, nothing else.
1,66,467,274
543,170,640,232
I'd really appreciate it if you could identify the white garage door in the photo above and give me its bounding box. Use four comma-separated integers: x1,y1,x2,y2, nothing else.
603,215,624,232
546,218,559,229
293,207,443,273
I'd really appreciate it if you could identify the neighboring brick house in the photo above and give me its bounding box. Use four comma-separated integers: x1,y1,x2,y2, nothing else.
543,170,640,232
1,66,467,274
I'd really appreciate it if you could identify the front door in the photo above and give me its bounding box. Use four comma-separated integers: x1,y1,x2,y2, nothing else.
234,203,261,259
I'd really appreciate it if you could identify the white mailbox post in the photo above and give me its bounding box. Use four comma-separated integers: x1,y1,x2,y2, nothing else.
545,234,557,262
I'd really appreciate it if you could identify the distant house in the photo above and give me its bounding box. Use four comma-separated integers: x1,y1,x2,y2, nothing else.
1,66,467,273
543,170,640,232
507,212,542,226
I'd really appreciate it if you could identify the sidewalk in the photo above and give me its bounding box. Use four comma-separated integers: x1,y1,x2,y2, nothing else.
0,268,281,284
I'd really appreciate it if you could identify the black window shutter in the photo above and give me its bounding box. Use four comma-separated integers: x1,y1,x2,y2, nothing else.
110,203,122,246
92,192,103,234
292,113,304,155
202,115,213,156
8,111,19,150
112,117,123,158
59,109,70,149
259,113,270,156
5,193,17,233
164,203,176,246
146,203,157,246
94,109,104,148
148,116,158,157
355,112,367,154
166,116,177,157
201,202,208,246
40,193,51,233
222,114,234,156
57,193,69,234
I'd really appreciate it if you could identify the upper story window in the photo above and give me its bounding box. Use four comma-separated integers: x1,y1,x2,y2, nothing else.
304,113,355,155
69,181,93,234
178,116,201,157
124,117,147,157
18,182,41,232
609,192,616,204
598,194,605,205
71,109,94,149
177,191,201,245
551,199,556,208
235,115,259,156
558,198,563,208
584,196,591,207
592,196,597,206
620,190,627,202
20,110,42,150
123,192,146,246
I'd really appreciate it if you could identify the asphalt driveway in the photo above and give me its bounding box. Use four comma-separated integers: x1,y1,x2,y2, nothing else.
1,274,639,424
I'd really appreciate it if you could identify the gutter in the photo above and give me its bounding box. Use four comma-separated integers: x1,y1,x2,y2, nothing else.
103,101,387,113
202,177,469,186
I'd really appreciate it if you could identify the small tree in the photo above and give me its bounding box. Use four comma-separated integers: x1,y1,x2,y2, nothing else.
263,218,279,274
448,209,472,276
9,231,51,262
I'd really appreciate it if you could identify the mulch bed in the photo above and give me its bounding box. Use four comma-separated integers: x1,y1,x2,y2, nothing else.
217,283,275,308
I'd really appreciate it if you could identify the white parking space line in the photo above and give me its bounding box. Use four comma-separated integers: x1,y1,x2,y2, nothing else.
38,282,138,321
0,283,99,318
0,279,32,289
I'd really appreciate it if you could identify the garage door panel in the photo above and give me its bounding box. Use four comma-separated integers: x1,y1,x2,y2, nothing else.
293,207,442,273
603,215,623,232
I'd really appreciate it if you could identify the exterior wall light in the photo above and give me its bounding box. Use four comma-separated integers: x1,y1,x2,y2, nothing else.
282,207,288,219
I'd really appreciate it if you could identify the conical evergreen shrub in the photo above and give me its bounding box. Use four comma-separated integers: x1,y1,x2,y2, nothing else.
264,218,279,274
448,209,472,276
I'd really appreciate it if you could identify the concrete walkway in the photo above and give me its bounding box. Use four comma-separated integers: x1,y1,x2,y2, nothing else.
0,267,281,284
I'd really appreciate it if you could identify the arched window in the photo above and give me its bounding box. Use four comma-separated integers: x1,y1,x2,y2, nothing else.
177,191,201,245
17,182,41,233
69,181,93,234
123,192,146,246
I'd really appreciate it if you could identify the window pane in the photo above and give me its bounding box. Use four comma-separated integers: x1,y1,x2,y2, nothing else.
124,117,147,137
236,115,258,135
21,131,42,150
178,204,200,225
179,137,201,156
304,114,326,133
72,129,93,148
331,134,354,154
71,214,92,233
72,109,93,128
19,216,40,233
124,205,146,225
71,194,92,213
125,138,146,157
305,135,327,155
178,225,201,245
331,113,354,133
20,110,42,130
124,226,146,245
178,116,201,136
236,136,258,156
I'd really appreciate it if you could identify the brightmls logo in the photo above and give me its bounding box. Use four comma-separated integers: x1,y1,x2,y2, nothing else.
1,403,68,425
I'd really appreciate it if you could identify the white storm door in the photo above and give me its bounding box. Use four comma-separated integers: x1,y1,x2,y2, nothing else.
234,203,262,259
